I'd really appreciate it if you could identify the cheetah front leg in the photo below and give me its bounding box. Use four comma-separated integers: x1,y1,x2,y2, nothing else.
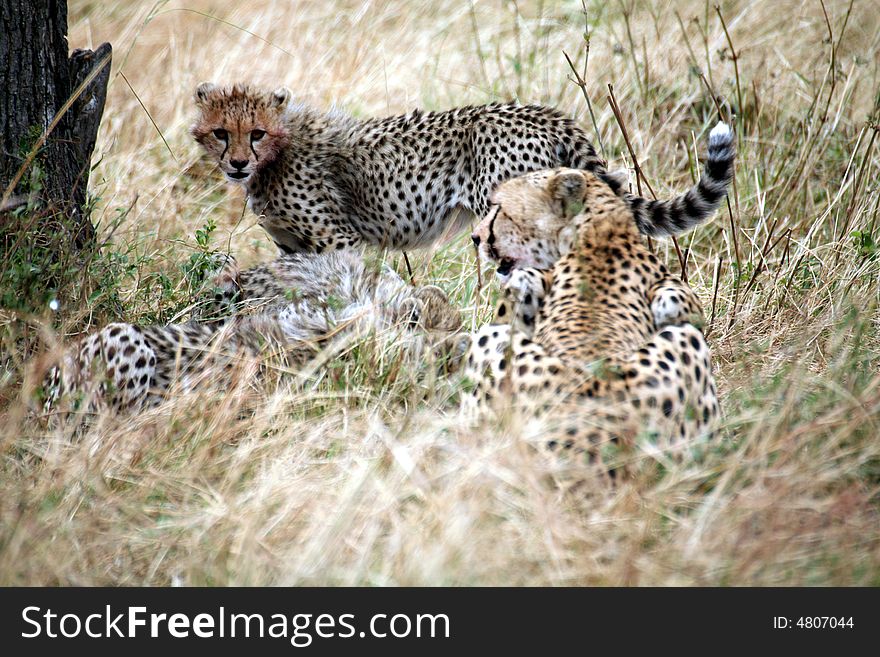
644,276,719,444
460,267,554,413
493,267,553,337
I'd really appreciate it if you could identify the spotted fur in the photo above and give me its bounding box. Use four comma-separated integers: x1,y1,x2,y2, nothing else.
192,84,736,255
43,251,460,416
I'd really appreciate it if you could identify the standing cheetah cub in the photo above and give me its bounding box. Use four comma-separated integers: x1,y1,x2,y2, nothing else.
192,83,735,255
462,122,734,469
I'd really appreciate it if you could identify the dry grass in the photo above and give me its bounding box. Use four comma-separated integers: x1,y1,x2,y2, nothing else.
2,0,880,585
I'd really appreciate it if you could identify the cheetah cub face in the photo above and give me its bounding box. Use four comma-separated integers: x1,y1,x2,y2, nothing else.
472,167,625,277
191,82,291,184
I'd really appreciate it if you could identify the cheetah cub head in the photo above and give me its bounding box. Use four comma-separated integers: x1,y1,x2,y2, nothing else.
471,167,627,278
191,82,291,184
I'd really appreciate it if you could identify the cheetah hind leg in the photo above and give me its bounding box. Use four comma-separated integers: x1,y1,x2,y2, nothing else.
459,323,629,486
549,322,722,481
460,323,567,421
459,321,642,490
614,323,720,457
43,322,159,418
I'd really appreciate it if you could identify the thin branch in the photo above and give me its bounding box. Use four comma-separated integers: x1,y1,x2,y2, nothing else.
119,72,178,164
706,256,723,338
606,85,691,272
563,51,605,159
606,84,654,198
402,251,416,286
714,5,742,120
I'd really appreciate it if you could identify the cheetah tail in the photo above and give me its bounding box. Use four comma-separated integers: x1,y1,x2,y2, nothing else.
605,121,736,238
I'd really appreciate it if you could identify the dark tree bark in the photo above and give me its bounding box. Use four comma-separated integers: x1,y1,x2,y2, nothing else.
0,0,111,248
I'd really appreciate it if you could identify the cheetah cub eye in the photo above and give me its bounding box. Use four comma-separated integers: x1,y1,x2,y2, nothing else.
251,129,266,142
212,128,228,140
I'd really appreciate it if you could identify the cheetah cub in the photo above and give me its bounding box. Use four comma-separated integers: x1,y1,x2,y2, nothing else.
462,122,734,471
42,251,460,417
192,83,735,255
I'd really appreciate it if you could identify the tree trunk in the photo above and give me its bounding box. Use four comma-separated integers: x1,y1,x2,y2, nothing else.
0,0,111,248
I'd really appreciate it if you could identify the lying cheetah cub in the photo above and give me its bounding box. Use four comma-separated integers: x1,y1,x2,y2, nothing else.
462,124,733,468
43,251,460,416
192,83,735,255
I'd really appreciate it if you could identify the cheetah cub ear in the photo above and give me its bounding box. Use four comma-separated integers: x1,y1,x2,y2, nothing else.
194,82,217,104
549,169,587,218
271,87,291,109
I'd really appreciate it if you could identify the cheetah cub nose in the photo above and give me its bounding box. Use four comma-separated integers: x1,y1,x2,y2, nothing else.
230,159,248,170
471,234,481,247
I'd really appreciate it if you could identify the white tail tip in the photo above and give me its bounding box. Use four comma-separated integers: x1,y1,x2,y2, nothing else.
709,121,733,144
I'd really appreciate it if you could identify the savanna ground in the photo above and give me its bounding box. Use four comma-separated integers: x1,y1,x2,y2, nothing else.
1,0,879,585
